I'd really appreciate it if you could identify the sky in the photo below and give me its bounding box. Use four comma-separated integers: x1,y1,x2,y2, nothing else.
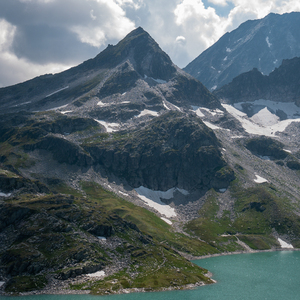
0,0,300,88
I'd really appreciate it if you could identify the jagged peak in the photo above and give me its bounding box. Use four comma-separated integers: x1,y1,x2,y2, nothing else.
91,26,176,80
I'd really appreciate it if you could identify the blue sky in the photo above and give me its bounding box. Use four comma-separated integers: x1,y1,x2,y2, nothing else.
0,0,299,87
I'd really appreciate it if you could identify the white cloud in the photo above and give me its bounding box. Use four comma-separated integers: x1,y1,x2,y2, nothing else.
71,0,135,48
208,0,229,7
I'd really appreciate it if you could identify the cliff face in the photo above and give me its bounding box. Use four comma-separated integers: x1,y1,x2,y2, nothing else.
86,111,233,191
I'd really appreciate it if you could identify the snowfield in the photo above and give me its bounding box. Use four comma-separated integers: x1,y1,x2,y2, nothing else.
94,120,120,132
223,103,300,137
135,186,189,218
254,175,268,183
277,238,294,249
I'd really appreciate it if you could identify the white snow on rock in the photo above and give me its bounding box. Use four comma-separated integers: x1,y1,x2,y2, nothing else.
161,217,172,225
61,111,73,114
223,103,300,137
234,99,300,119
254,175,268,183
98,236,107,241
97,101,109,107
87,270,106,278
94,120,120,132
137,109,159,118
283,149,292,153
266,36,272,48
226,47,232,53
203,121,222,130
163,101,171,110
277,238,294,249
47,104,68,111
119,191,129,196
135,186,189,218
144,74,167,84
250,107,280,126
0,281,5,287
0,192,11,197
46,86,69,98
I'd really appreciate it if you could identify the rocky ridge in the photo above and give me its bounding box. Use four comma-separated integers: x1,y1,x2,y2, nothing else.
184,12,300,90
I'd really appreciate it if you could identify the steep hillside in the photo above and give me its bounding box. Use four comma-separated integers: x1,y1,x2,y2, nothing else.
184,12,300,90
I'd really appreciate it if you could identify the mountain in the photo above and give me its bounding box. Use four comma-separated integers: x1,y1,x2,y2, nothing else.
0,27,220,117
184,12,300,90
214,57,300,105
1,26,300,296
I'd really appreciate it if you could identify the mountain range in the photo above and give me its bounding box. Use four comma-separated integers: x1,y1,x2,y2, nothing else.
184,12,300,91
1,14,300,296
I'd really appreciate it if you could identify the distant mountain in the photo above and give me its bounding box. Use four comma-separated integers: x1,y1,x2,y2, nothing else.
214,57,300,107
0,27,220,118
184,12,300,90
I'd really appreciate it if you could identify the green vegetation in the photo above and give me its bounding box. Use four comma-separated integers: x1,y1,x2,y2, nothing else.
185,180,300,251
5,275,47,293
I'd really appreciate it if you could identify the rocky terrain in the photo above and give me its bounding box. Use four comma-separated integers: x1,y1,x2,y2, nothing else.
214,57,300,106
1,25,300,296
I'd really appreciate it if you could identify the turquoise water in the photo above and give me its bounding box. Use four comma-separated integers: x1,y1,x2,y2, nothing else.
1,251,299,300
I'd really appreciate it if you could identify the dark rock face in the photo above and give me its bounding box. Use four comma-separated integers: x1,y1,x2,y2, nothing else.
0,172,49,194
86,111,233,191
184,12,300,90
25,135,93,167
215,57,300,104
245,136,288,160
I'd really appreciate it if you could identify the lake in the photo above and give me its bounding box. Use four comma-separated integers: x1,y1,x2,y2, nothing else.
2,251,299,300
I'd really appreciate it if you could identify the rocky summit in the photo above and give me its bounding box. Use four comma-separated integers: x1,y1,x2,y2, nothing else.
1,23,300,296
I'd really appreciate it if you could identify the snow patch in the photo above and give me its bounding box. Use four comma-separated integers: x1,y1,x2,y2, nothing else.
122,92,127,96
97,101,109,107
119,191,129,196
163,101,171,110
203,121,222,130
137,109,159,118
191,107,205,117
121,101,130,104
219,188,227,193
277,238,294,249
266,36,272,48
135,186,189,218
94,120,120,132
234,99,300,120
223,56,228,61
60,111,73,114
46,86,69,98
226,47,232,53
161,217,172,225
223,103,300,137
87,271,106,278
0,192,11,197
254,175,268,183
250,107,280,126
0,281,5,287
211,85,217,91
98,236,107,241
283,149,292,154
144,74,167,84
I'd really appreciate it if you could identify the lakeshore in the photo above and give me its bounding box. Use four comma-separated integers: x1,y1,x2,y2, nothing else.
1,247,298,297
